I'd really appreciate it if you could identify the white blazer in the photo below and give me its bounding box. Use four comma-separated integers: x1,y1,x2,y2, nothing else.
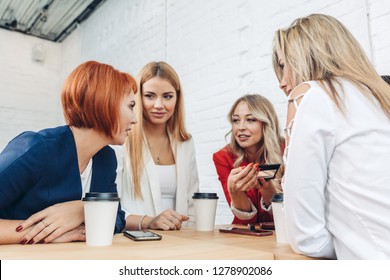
115,136,199,225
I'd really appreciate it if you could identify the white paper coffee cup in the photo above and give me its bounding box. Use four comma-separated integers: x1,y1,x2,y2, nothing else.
192,192,218,231
83,192,119,246
271,193,288,243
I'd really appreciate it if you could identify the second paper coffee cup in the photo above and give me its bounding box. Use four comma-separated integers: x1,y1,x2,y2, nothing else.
192,192,219,231
271,193,288,243
83,192,119,246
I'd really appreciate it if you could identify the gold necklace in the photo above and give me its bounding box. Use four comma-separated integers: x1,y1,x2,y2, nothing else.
149,137,167,165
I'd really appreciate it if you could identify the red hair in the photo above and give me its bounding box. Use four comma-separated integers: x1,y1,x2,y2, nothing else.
61,61,137,137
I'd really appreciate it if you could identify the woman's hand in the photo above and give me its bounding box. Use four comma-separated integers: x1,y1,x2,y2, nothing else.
16,200,84,244
146,209,189,231
50,224,86,243
257,178,277,208
227,163,259,211
227,163,259,193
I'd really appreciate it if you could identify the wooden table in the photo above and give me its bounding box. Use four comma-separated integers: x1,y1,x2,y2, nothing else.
0,226,315,260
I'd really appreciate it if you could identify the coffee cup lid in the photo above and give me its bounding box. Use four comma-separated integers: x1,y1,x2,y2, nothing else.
82,192,120,202
271,193,284,202
192,192,219,199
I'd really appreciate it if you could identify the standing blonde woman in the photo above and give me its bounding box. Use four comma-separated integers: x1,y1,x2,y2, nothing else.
273,14,390,259
213,94,284,225
116,61,199,231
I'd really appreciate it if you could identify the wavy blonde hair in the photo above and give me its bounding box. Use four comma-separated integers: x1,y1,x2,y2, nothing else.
126,61,190,198
226,94,284,192
272,14,390,117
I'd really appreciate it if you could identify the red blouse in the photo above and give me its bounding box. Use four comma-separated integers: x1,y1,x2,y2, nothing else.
212,145,273,225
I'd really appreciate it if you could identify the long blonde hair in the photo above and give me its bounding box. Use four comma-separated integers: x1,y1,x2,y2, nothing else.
126,61,190,198
226,94,284,192
272,14,390,117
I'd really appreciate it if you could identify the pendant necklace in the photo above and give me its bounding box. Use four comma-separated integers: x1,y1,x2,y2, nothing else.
150,137,167,165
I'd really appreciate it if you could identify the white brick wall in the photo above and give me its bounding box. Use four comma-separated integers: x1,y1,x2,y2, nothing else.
1,0,389,224
368,0,390,73
0,29,62,151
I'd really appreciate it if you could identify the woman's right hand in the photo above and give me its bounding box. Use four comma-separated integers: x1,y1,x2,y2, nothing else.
146,209,189,231
50,224,86,243
227,163,259,194
227,163,259,211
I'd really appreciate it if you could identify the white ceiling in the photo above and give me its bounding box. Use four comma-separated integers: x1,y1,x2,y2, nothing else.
0,0,106,42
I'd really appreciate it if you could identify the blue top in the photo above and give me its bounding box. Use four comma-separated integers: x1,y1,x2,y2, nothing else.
0,125,125,233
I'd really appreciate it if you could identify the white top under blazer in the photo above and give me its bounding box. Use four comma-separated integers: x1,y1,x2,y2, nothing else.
283,79,390,259
157,164,177,211
115,134,200,226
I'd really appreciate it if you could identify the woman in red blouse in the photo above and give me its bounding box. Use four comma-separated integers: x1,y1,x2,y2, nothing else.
213,94,284,225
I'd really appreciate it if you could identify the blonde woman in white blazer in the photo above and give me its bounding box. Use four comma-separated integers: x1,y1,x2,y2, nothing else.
116,62,199,231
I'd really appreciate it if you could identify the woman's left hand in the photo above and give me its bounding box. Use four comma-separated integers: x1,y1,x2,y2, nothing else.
17,200,84,244
148,209,189,231
257,178,273,190
257,178,277,208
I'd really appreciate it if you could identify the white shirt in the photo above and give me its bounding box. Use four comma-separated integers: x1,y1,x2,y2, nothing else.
284,79,390,259
80,159,92,198
156,164,177,211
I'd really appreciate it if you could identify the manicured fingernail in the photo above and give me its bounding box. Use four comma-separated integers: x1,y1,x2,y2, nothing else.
259,179,264,186
38,240,45,244
20,238,27,245
16,226,23,232
27,240,34,244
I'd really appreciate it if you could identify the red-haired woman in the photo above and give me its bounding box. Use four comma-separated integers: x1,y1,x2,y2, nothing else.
0,61,137,245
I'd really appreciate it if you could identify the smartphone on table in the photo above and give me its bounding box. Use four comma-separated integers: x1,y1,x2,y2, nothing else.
123,230,162,241
219,227,273,236
257,163,281,181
